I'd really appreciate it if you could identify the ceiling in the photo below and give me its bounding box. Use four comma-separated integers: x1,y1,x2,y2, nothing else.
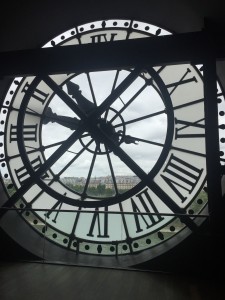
0,0,224,86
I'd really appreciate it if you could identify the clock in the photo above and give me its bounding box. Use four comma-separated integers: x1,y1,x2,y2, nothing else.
0,19,223,266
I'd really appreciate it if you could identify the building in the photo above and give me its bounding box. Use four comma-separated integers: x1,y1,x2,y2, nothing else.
61,176,140,189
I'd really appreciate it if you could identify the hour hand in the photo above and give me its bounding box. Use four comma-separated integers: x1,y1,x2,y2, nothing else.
66,81,95,114
124,135,139,145
43,107,80,130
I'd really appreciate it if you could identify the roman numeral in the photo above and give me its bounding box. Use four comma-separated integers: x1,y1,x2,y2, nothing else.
22,82,49,104
90,33,117,43
87,207,109,238
166,68,197,95
15,156,48,185
10,124,38,142
131,188,164,233
45,200,63,223
175,118,205,139
161,154,203,203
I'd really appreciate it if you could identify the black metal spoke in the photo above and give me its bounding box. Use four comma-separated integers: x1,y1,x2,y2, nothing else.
109,82,148,124
86,72,97,106
82,146,98,196
111,70,120,92
33,125,86,176
0,141,65,163
104,70,120,120
57,139,94,177
91,67,142,120
26,140,65,151
108,66,166,125
114,109,166,128
104,145,119,195
114,98,205,129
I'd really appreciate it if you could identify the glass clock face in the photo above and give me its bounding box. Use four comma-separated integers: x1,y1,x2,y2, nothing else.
1,19,222,265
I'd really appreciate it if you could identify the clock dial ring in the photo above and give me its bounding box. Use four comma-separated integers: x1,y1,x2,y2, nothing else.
0,18,217,266
14,66,174,208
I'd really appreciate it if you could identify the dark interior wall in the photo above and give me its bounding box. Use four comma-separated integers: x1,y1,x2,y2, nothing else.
0,0,225,52
0,218,225,280
135,222,225,277
0,227,40,261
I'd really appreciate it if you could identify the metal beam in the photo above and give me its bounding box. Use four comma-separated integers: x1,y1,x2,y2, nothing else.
0,31,224,77
203,57,223,233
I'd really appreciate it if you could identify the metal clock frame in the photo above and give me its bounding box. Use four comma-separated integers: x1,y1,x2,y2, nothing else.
0,19,224,266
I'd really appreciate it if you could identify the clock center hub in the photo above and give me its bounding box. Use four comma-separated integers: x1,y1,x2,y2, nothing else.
79,106,126,155
94,119,118,144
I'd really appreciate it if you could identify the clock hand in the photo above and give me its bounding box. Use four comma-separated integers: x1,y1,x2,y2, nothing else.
75,68,142,148
43,76,87,121
114,109,166,128
117,130,138,145
43,107,80,130
66,81,95,113
43,69,141,131
67,68,141,119
43,107,169,148
42,70,142,152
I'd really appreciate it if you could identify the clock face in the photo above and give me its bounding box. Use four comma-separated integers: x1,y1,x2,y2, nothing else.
0,19,222,265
